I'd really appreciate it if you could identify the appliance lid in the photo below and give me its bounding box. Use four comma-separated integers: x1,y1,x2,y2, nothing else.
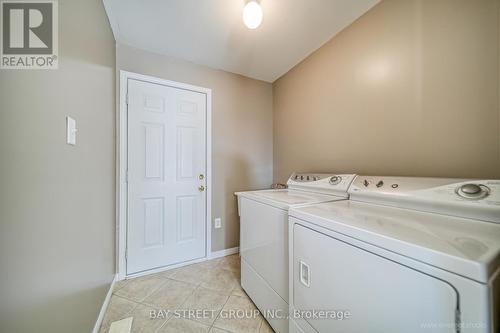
235,189,346,209
290,200,500,283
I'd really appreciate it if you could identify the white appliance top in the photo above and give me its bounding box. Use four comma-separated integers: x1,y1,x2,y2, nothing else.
235,189,344,210
290,176,500,283
349,176,500,223
235,173,356,210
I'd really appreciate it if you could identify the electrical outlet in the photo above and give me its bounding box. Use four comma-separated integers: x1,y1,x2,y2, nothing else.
214,218,222,229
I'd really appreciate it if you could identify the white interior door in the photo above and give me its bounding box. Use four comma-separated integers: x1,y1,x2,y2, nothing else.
127,78,207,275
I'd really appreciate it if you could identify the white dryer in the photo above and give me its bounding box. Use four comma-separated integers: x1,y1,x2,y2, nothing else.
288,176,500,333
236,173,356,333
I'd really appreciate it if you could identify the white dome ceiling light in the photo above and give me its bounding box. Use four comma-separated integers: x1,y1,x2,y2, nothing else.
243,0,263,29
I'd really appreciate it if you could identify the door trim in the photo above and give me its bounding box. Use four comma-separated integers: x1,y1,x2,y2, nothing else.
117,70,212,280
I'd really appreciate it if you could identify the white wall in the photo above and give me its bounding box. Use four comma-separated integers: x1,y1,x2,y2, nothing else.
0,1,116,332
273,0,500,181
116,44,274,252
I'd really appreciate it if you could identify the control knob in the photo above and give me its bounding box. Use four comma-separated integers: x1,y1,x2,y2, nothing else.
329,175,342,185
456,184,489,200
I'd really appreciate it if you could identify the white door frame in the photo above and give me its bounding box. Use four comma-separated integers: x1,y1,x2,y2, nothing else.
117,70,212,280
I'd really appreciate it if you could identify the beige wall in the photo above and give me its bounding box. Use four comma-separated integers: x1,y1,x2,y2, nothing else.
0,1,116,332
273,0,500,182
116,44,273,252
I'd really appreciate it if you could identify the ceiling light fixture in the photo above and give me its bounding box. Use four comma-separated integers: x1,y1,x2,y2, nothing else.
243,0,263,29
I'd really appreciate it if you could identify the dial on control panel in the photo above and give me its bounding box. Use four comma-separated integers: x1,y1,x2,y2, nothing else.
329,175,342,185
456,184,489,200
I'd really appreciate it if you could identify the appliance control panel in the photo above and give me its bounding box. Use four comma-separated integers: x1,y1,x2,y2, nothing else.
287,173,357,196
349,176,500,223
290,173,327,182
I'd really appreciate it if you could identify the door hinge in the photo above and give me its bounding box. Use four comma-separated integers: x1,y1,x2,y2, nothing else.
125,170,129,183
126,92,129,105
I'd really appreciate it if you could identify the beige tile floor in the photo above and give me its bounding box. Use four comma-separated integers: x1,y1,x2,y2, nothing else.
100,255,275,333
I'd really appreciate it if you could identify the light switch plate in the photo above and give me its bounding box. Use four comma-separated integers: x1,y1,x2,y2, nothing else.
214,218,222,229
66,116,76,145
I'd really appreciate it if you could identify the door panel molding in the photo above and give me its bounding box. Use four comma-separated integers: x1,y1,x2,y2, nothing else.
118,70,212,280
176,195,197,243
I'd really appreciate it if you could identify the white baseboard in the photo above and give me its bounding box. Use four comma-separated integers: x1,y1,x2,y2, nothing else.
209,246,239,259
120,249,239,281
124,256,207,280
92,274,118,333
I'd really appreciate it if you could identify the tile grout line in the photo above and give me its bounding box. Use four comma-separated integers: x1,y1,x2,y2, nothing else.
103,256,241,333
209,256,244,333
99,295,140,332
104,277,175,333
157,259,235,332
153,277,200,333
138,277,199,307
114,275,171,303
209,283,240,332
176,282,233,330
186,266,235,332
208,290,232,332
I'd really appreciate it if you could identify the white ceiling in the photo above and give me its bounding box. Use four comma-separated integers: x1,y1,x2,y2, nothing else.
103,0,380,82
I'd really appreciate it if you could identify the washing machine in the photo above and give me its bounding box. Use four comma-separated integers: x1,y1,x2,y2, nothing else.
288,176,500,333
235,173,356,333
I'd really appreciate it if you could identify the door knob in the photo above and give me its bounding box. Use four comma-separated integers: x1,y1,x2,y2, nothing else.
198,185,205,192
199,174,204,180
